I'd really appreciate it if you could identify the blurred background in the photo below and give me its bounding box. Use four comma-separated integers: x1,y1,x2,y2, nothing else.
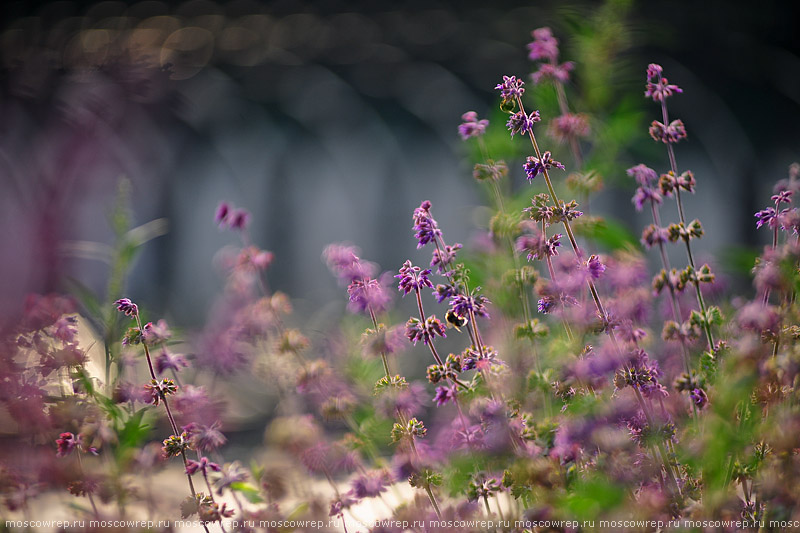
2,0,799,330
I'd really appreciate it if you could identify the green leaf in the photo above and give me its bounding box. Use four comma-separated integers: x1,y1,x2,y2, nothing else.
229,482,265,504
572,217,637,250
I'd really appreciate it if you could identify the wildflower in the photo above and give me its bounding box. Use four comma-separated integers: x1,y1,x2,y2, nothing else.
433,384,457,406
114,298,138,317
411,201,442,248
351,470,391,499
405,316,446,345
627,164,658,186
460,345,502,372
396,261,433,295
538,296,556,314
448,293,490,319
145,378,178,406
162,432,191,457
548,113,590,143
527,27,559,62
495,75,525,100
185,456,221,476
347,277,391,314
433,283,458,304
52,316,78,343
506,110,541,137
214,202,230,226
586,255,606,279
361,324,406,358
391,418,427,443
142,319,172,345
641,224,669,249
632,186,662,211
329,493,359,517
56,432,79,457
458,111,489,140
183,422,227,452
645,64,683,102
431,243,462,274
214,461,248,493
649,119,687,144
755,207,782,229
524,151,565,181
531,62,574,84
466,475,502,502
737,302,780,333
323,243,376,283
229,208,250,230
516,229,561,261
690,388,709,410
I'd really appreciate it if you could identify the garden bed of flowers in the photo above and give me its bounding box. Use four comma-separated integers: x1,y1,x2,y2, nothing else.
2,26,800,533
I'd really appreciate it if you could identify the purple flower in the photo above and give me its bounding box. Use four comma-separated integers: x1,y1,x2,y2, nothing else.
527,27,559,62
229,208,250,230
524,151,565,181
649,119,687,144
755,207,779,229
433,283,458,304
405,316,446,345
506,110,541,137
772,190,793,205
396,261,433,295
155,350,189,374
347,277,391,314
737,302,780,333
412,201,442,248
449,293,490,319
324,243,377,284
537,296,556,314
531,62,574,85
214,202,230,226
516,229,561,261
495,75,525,100
431,243,462,274
433,384,457,407
183,421,227,452
143,319,172,345
351,470,391,499
185,456,221,476
114,298,138,317
586,255,606,279
627,164,658,186
458,111,489,140
632,186,662,211
690,388,709,410
645,64,683,102
548,113,590,143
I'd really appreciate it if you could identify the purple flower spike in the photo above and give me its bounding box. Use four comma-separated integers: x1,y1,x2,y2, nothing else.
524,151,565,181
506,110,541,137
449,293,490,319
586,255,606,279
114,298,138,317
396,261,433,295
627,164,658,186
690,388,708,410
772,190,793,205
433,384,458,407
458,111,489,140
412,201,442,249
632,186,662,211
495,75,525,100
755,207,778,230
185,456,221,476
431,243,462,274
527,27,559,62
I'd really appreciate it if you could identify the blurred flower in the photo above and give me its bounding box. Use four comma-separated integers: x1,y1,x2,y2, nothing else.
458,111,489,140
531,62,574,84
527,27,559,62
186,456,221,476
548,113,590,143
351,470,391,499
155,349,189,374
649,119,687,144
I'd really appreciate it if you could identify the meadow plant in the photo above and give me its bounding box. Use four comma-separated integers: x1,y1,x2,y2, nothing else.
3,25,800,533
